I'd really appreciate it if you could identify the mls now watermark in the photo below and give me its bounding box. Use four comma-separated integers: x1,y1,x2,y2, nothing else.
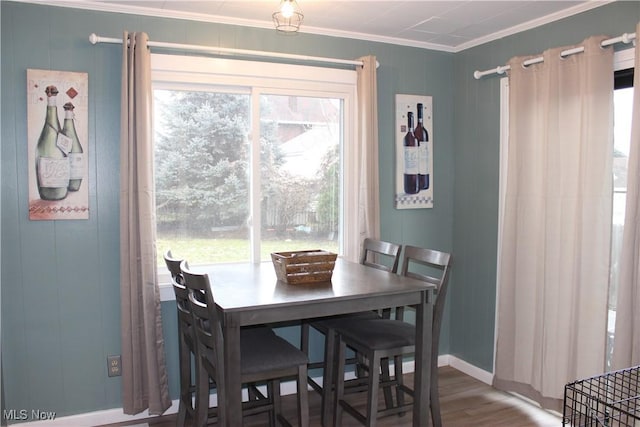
3,409,57,421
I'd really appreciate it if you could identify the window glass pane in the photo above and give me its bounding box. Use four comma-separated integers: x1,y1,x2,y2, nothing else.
154,89,251,265
608,85,633,369
259,94,341,260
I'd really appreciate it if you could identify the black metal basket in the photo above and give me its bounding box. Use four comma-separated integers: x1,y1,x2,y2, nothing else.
563,365,639,426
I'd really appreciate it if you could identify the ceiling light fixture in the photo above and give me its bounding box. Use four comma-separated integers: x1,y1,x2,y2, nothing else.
272,0,304,34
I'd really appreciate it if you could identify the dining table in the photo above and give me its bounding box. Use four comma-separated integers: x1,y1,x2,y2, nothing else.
198,257,436,427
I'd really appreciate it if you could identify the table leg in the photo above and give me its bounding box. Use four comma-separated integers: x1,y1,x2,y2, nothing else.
413,289,433,427
222,318,242,427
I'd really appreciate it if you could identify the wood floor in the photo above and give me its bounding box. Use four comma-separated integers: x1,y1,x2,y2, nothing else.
101,366,561,427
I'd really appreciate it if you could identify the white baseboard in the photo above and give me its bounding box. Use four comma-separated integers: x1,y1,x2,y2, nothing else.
13,403,179,427
445,355,494,385
16,355,493,426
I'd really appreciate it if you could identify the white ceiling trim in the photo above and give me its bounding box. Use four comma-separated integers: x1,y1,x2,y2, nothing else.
455,0,615,52
13,0,278,31
11,0,616,53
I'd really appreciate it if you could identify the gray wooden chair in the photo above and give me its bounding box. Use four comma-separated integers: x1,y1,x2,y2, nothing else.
163,250,197,426
300,238,402,426
332,245,452,427
181,260,310,427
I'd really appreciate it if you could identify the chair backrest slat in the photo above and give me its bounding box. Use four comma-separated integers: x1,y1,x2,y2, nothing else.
360,237,402,273
163,250,192,323
163,249,183,281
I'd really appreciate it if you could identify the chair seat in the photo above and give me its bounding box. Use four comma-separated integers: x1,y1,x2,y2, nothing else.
241,327,309,376
336,318,416,351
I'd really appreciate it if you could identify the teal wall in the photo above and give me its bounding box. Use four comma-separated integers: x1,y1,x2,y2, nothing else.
2,0,638,420
1,1,454,419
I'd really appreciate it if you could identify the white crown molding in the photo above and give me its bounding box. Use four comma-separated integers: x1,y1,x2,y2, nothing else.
9,0,614,53
454,0,616,52
12,0,277,30
300,24,458,52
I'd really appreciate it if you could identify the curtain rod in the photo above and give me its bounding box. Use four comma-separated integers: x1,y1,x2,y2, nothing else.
473,31,636,80
89,33,377,68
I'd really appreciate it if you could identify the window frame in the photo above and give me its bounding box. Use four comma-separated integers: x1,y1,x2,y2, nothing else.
151,54,358,300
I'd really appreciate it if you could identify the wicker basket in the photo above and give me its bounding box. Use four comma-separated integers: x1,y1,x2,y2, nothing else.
271,250,337,284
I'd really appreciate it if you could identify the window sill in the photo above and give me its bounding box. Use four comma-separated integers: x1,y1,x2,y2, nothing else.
159,282,175,302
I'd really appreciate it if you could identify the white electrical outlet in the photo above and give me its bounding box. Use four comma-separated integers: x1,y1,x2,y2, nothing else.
107,355,121,377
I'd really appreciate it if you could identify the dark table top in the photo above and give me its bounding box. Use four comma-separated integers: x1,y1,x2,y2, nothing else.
195,258,435,324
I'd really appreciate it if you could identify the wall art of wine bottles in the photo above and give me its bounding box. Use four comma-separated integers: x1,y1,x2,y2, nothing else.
27,69,88,220
394,94,433,209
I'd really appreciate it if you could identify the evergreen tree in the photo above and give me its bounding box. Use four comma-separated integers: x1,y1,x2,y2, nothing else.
155,91,255,235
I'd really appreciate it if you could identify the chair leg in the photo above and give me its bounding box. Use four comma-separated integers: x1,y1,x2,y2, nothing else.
298,364,310,427
365,353,380,427
301,321,310,355
321,328,336,427
430,357,442,427
177,336,191,426
333,338,346,427
394,355,405,416
275,380,284,427
248,382,260,401
355,352,367,379
380,357,393,410
194,355,210,427
267,381,278,427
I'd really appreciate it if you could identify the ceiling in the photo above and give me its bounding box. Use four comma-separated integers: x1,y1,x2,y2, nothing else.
35,0,613,52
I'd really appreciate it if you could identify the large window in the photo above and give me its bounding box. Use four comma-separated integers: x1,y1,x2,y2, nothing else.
151,55,356,287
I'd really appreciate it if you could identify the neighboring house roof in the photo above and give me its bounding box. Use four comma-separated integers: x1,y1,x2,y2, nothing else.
280,125,338,179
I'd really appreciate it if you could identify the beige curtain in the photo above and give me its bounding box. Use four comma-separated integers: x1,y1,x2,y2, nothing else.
612,22,640,370
120,31,171,415
346,55,380,262
494,36,614,411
